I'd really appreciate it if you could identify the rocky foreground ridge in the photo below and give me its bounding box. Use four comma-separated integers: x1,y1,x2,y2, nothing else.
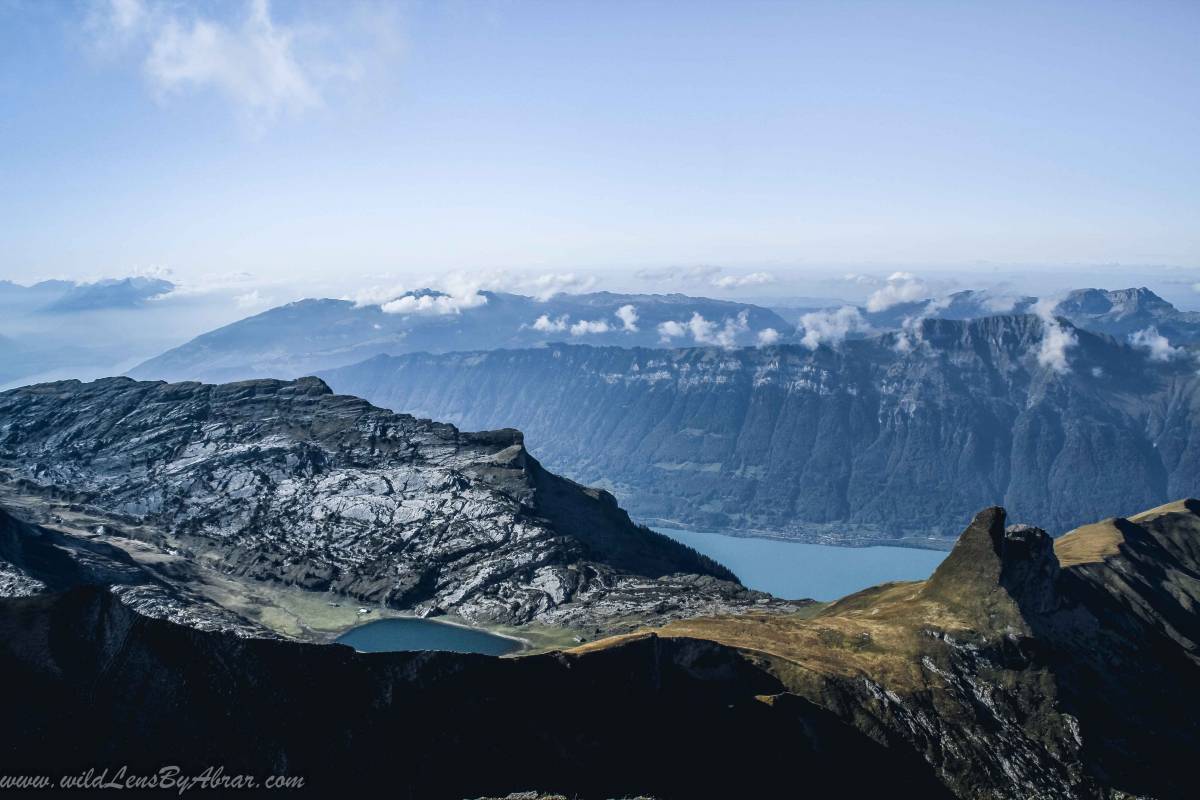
1,500,1197,798
0,376,788,630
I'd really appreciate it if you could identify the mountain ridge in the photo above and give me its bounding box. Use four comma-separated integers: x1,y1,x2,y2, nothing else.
127,290,793,383
0,375,794,631
3,498,1197,798
323,313,1200,542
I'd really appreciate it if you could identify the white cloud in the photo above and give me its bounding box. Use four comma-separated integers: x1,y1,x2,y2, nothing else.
634,265,773,292
145,269,277,303
110,0,147,31
893,330,917,354
711,271,775,289
381,291,487,316
890,296,954,353
569,319,610,336
635,265,722,285
691,311,749,347
144,0,319,122
532,314,569,333
433,270,597,302
233,289,267,309
350,270,602,319
865,271,930,313
349,283,409,308
657,320,688,341
756,327,781,346
1129,327,1184,362
1033,298,1077,374
657,311,749,348
614,304,639,332
520,272,598,301
1038,323,1077,373
979,290,1023,313
87,0,402,129
798,306,869,350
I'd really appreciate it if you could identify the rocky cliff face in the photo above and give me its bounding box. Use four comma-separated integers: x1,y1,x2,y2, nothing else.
1055,286,1200,342
805,286,1200,345
0,505,270,636
623,499,1200,799
2,500,1196,799
0,376,783,628
324,314,1200,543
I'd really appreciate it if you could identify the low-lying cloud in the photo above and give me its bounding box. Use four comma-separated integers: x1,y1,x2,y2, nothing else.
532,314,569,333
756,327,781,346
1033,298,1077,374
381,292,487,316
658,311,749,348
865,272,930,313
711,271,775,289
798,306,869,350
1129,327,1185,362
529,305,637,336
615,304,639,332
569,319,611,336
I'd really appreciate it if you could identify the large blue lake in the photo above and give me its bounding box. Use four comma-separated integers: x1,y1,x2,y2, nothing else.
335,618,521,656
656,527,949,601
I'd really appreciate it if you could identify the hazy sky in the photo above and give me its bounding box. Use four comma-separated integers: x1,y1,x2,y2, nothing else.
2,0,1198,294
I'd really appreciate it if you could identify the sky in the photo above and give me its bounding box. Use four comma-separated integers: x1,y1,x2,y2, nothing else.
1,0,1199,303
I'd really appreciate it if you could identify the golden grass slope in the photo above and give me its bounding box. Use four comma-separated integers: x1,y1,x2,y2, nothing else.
577,500,1200,688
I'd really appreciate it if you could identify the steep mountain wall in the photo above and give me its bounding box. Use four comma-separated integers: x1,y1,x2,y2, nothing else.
325,315,1200,542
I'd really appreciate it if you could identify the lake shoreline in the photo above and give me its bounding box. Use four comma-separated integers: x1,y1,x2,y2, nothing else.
654,526,949,602
334,616,527,657
639,517,957,552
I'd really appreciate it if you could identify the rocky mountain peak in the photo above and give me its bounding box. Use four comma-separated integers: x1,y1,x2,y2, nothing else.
922,506,1059,619
915,312,1050,354
0,376,772,628
1058,286,1174,317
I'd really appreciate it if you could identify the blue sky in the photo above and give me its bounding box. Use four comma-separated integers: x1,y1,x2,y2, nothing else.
1,0,1198,297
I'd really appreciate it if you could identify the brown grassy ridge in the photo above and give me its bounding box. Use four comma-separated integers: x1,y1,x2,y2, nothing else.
574,501,1197,691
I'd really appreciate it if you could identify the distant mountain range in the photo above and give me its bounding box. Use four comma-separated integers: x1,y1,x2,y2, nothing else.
0,276,173,313
128,290,793,383
126,286,1200,388
0,277,179,389
323,314,1200,544
850,286,1200,343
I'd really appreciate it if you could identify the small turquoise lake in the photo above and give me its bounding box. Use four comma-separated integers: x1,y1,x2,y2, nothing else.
335,618,521,656
656,527,949,602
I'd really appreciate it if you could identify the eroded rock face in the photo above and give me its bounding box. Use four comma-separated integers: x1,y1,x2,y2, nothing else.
0,376,785,628
0,507,270,637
